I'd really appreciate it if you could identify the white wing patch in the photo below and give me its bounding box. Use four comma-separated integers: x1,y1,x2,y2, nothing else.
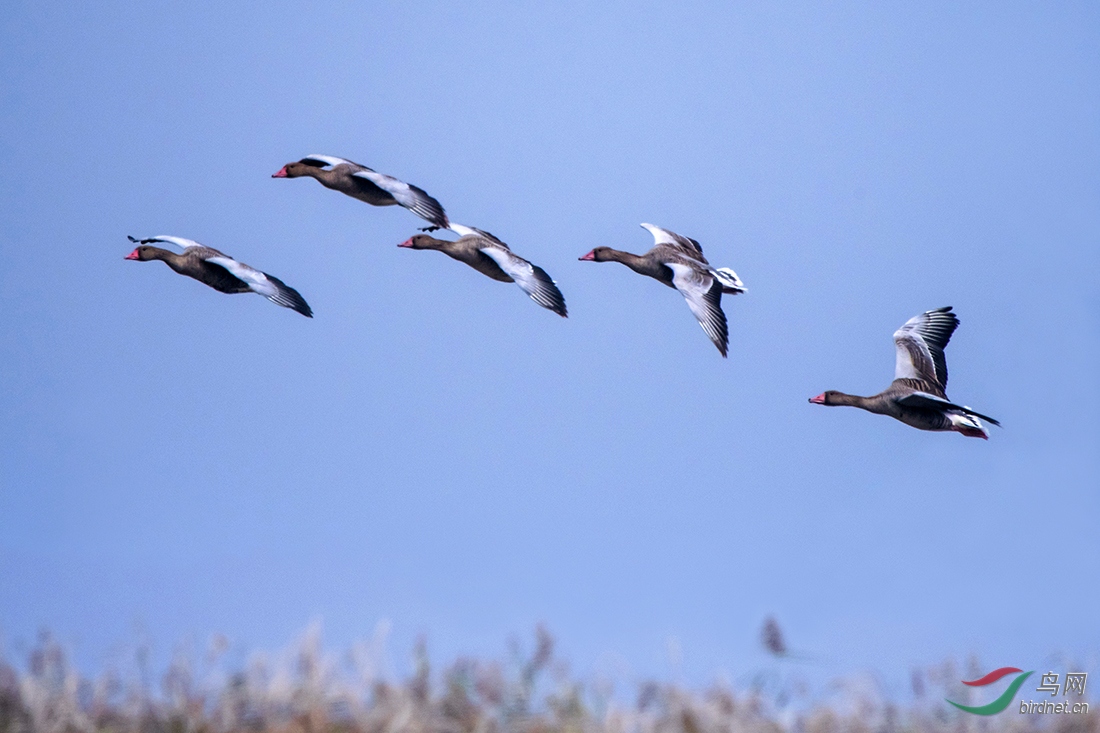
351,168,399,187
203,255,274,297
666,262,728,355
665,262,708,294
640,222,704,257
303,154,354,170
480,246,532,282
351,169,448,227
893,330,935,382
893,307,958,387
479,246,567,316
352,169,398,187
143,235,204,250
448,223,479,238
351,169,425,211
640,222,677,245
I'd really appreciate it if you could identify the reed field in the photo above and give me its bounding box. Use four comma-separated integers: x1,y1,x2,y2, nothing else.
1,624,1093,733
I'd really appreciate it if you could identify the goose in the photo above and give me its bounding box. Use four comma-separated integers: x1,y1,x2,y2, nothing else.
578,223,745,357
809,306,999,438
124,236,313,317
398,224,567,317
272,155,449,229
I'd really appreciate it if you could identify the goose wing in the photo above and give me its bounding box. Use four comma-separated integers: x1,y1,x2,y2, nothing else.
128,234,204,250
203,255,313,317
640,222,706,260
351,169,449,228
896,391,1001,427
478,245,567,317
666,261,728,357
129,235,252,292
893,306,958,388
299,154,359,169
449,223,508,246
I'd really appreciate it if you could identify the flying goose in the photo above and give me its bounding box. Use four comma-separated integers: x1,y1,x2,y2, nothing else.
124,236,313,317
272,155,449,229
578,223,745,357
809,306,999,438
398,224,567,317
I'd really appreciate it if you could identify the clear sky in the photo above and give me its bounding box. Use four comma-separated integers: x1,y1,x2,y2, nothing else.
1,1,1097,692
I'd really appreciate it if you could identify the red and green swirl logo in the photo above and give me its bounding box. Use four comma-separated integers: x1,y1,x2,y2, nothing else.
946,667,1034,715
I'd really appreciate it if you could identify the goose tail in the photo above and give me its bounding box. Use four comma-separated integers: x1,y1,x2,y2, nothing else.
949,412,990,440
713,267,746,295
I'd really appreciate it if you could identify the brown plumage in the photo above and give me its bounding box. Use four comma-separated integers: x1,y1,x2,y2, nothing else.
272,155,448,229
398,225,567,317
578,223,745,357
124,236,313,317
809,307,998,438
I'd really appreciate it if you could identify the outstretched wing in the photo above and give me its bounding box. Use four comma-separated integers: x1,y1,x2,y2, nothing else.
352,169,449,228
203,255,313,317
299,154,359,169
666,262,728,357
128,234,203,250
478,246,567,317
450,223,508,247
893,306,958,388
640,222,706,260
896,391,1001,427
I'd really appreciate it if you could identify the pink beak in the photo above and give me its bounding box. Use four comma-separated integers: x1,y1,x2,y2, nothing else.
809,393,826,404
271,166,288,178
397,238,414,248
124,248,140,260
578,250,596,261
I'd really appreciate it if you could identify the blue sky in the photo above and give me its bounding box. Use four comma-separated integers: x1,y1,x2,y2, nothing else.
1,2,1097,691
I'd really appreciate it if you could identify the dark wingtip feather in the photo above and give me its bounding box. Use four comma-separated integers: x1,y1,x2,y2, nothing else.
406,184,450,229
970,409,1000,427
530,265,568,317
711,329,729,357
281,293,313,318
912,306,960,388
127,235,139,243
704,281,729,357
288,293,314,318
263,273,314,318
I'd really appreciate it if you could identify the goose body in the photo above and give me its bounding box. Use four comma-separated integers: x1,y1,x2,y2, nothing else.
124,236,313,317
398,224,567,317
809,307,998,438
578,223,745,357
273,155,449,229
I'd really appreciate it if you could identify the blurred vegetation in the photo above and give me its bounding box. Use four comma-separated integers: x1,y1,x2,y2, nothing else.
0,623,1093,733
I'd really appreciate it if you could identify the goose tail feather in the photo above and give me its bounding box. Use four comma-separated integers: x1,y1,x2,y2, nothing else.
713,267,746,294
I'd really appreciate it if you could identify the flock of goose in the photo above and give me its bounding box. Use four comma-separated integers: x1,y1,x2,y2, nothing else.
125,154,1000,439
